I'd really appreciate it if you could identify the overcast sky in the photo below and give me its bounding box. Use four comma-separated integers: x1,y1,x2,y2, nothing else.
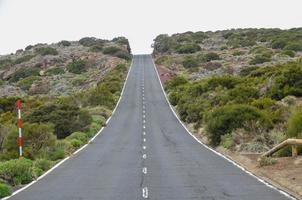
0,0,301,55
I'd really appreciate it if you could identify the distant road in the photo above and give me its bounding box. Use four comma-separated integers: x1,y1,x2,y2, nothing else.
8,55,291,200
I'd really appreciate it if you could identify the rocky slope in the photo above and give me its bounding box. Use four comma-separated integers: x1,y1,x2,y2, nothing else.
0,37,131,97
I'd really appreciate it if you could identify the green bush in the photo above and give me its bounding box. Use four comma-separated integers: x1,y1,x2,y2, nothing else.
182,56,199,68
249,54,271,65
102,46,121,55
79,37,104,47
9,68,40,82
67,60,87,74
88,85,116,108
66,132,88,143
27,104,92,139
14,54,35,65
220,134,234,149
49,149,65,161
284,42,302,51
165,76,188,92
0,159,33,185
202,52,220,62
282,50,295,57
206,104,272,146
286,107,302,139
17,76,40,90
152,34,175,54
58,40,71,47
176,43,201,54
0,183,12,198
35,47,58,56
4,123,56,159
259,157,277,167
89,44,103,52
271,39,287,49
114,51,132,60
33,159,52,172
69,139,83,148
45,67,65,75
270,63,302,99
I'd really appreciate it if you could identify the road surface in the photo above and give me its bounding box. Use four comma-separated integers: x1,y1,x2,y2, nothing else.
8,55,291,200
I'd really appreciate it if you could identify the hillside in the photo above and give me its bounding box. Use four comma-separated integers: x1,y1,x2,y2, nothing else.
153,28,302,81
153,28,302,197
0,37,131,197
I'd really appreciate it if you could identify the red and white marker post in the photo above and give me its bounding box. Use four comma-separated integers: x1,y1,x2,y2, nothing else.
17,100,23,158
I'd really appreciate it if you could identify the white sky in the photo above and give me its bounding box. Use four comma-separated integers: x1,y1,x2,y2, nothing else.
0,0,301,55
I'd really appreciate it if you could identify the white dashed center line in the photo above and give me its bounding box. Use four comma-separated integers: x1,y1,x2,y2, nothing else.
142,167,147,174
143,138,146,142
143,146,146,150
142,187,148,199
143,154,147,159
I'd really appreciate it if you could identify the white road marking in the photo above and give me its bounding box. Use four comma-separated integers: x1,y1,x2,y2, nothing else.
143,131,146,135
143,115,146,119
143,125,146,129
143,97,145,100
143,120,146,124
143,110,145,114
142,167,147,174
143,154,147,159
143,146,146,150
143,138,146,142
142,187,148,199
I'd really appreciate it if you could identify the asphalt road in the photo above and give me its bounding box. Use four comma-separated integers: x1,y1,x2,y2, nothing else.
8,55,291,200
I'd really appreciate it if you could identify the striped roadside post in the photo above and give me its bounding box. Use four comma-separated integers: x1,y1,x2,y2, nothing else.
17,99,23,158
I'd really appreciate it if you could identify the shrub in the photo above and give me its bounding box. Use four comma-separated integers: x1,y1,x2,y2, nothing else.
67,60,87,74
249,54,271,65
33,159,52,172
0,183,12,198
35,47,58,56
69,139,82,148
45,67,65,75
165,76,188,91
58,40,71,47
259,157,277,167
102,46,121,55
271,39,287,49
79,37,103,47
27,104,92,139
49,149,65,161
206,105,272,146
89,44,103,52
14,55,35,65
284,42,302,51
66,132,88,143
88,85,116,108
202,52,220,62
114,51,132,60
270,63,302,99
9,68,40,82
17,76,40,90
182,56,199,68
4,123,56,159
176,43,201,54
220,134,234,149
152,34,175,54
282,50,295,57
0,159,33,185
286,107,302,139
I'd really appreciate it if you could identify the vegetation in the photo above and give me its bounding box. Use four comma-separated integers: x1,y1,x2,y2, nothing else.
67,60,87,74
164,58,302,150
0,36,131,197
35,47,58,56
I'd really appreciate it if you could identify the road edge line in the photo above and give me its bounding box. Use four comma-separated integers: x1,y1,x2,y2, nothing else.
2,58,134,200
150,55,297,200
